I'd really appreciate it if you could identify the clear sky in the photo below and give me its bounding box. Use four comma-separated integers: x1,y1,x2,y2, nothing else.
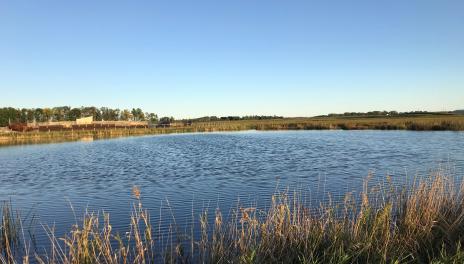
0,0,463,118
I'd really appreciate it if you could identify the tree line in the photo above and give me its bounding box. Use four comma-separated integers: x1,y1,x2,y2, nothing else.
320,110,455,118
184,115,284,123
0,107,160,127
0,107,288,127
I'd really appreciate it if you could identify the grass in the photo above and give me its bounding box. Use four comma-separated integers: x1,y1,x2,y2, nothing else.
201,115,464,131
0,201,32,264
2,169,464,263
1,115,464,147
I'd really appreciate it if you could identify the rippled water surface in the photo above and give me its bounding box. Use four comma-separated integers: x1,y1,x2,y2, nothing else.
1,130,463,245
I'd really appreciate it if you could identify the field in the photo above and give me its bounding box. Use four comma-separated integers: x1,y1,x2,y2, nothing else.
1,115,463,146
193,115,464,131
2,169,464,263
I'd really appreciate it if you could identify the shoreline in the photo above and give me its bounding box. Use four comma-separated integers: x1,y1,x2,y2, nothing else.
1,115,464,147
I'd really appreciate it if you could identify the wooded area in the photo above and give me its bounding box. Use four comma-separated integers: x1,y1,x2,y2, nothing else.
0,107,159,127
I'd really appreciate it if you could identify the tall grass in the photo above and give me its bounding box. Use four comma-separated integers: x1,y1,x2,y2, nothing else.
0,202,32,264
201,115,464,131
3,170,464,263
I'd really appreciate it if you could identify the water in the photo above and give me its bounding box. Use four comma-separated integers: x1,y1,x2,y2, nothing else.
1,130,463,248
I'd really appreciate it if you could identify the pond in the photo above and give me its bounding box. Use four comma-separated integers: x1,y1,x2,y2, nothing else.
1,130,463,248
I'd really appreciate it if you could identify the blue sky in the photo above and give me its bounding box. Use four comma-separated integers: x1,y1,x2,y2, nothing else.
0,0,463,118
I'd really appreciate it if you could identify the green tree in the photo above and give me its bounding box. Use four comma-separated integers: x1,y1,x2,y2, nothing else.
43,108,53,122
26,109,35,122
52,106,71,121
81,107,102,121
120,109,131,121
34,108,44,122
159,116,174,125
68,108,82,121
20,108,28,123
146,113,158,123
0,107,20,126
131,108,145,121
112,108,120,121
100,107,120,121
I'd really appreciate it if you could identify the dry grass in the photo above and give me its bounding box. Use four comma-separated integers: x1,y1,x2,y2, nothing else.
3,170,464,263
0,202,31,264
193,115,464,132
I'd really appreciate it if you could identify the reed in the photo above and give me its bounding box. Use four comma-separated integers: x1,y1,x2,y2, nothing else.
0,201,32,264
2,170,464,263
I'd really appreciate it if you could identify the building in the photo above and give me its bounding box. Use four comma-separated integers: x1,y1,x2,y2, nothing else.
76,116,93,125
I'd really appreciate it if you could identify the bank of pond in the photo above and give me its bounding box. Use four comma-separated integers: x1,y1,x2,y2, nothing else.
1,115,464,147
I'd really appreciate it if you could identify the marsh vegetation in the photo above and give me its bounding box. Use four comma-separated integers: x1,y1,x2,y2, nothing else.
2,170,464,263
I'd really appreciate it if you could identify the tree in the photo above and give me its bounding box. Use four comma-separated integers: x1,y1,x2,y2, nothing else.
112,109,120,121
101,107,111,121
81,107,102,121
20,108,28,123
146,113,158,123
0,107,20,126
52,106,71,121
159,116,174,125
100,107,120,121
68,108,82,121
34,108,44,122
131,108,145,121
120,109,131,121
43,108,53,122
26,109,35,122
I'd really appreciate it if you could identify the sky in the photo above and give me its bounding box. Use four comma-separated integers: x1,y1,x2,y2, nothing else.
0,0,463,118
